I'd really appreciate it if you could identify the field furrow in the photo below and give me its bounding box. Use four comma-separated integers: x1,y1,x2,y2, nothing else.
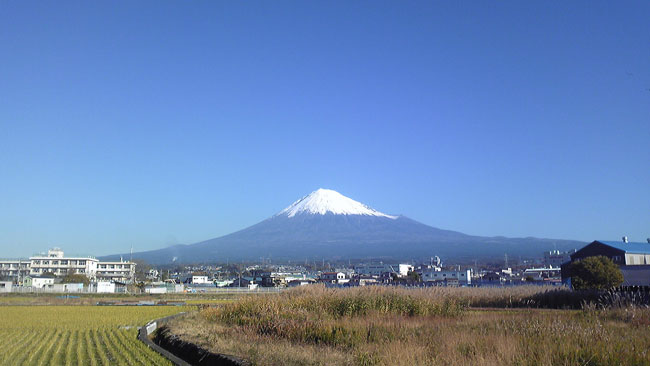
82,329,98,366
102,328,131,365
0,328,33,363
37,329,62,366
64,329,77,366
49,330,71,366
111,329,148,366
0,305,184,366
3,329,41,365
23,328,57,366
91,329,112,366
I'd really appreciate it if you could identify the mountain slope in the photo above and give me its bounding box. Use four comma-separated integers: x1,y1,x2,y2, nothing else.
102,189,584,264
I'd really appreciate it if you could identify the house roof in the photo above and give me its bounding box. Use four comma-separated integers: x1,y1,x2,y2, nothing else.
596,240,650,254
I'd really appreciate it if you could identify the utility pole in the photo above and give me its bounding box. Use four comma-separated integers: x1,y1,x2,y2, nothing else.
238,263,242,288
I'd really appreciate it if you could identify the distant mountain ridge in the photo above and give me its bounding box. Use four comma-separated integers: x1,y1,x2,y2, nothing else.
102,189,584,264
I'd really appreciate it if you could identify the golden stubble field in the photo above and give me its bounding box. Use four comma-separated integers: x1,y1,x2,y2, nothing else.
0,305,189,366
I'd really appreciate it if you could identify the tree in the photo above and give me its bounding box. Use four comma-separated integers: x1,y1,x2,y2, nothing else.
568,256,623,290
407,271,422,283
525,275,535,282
62,270,90,285
132,259,152,282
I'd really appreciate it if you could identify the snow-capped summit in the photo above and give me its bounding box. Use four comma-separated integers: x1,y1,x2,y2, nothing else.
278,188,398,219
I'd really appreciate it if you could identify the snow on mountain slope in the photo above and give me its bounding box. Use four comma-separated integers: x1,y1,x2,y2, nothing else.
278,188,398,219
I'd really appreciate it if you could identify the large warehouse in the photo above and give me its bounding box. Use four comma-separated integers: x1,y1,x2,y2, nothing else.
562,239,650,287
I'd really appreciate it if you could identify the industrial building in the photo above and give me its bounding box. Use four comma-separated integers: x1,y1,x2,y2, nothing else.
420,269,472,286
562,239,650,287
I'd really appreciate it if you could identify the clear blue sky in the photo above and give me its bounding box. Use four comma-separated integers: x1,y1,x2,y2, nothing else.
1,1,648,258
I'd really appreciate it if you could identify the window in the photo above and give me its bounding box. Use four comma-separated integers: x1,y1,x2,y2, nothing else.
60,260,68,265
78,261,85,265
52,261,58,265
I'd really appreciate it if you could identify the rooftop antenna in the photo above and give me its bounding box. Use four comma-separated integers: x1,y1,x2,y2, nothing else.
647,238,650,244
622,236,628,243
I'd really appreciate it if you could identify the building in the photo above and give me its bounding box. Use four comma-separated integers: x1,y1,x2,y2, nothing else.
24,276,55,289
97,281,116,293
421,269,472,286
287,279,316,287
0,259,30,280
544,250,576,267
479,271,507,286
319,272,349,284
562,239,650,287
355,264,414,277
29,249,136,283
522,266,562,284
52,283,84,293
191,275,210,284
254,271,309,287
0,281,12,293
96,261,136,283
29,248,99,278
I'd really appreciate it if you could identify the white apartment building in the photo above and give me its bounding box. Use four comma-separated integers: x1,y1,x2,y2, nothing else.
29,249,98,278
355,263,414,277
96,261,136,283
0,260,30,280
28,248,136,283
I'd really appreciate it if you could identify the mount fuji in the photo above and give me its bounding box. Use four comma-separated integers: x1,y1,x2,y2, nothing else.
102,189,584,264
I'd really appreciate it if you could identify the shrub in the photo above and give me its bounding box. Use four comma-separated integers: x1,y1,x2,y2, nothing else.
568,256,623,290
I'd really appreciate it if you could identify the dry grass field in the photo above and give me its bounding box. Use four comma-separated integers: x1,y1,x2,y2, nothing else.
168,285,650,366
